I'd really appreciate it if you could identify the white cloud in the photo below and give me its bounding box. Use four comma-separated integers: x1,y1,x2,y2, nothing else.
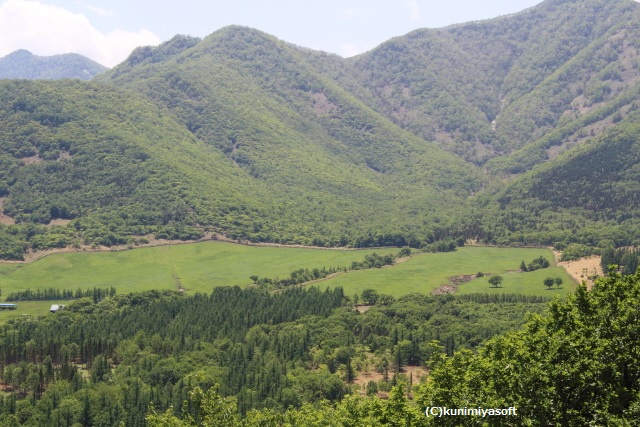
75,1,113,17
406,0,423,22
0,0,160,67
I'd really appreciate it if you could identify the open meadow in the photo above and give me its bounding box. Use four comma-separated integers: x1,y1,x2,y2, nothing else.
321,246,576,297
0,241,396,317
0,243,579,321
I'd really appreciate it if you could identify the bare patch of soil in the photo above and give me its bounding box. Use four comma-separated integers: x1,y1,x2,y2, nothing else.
0,383,15,392
353,364,428,398
432,274,477,295
48,219,72,227
21,155,44,165
58,151,72,161
0,198,15,225
354,304,372,313
557,255,602,289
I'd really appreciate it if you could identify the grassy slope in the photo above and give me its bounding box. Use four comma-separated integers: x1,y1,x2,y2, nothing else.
321,246,576,297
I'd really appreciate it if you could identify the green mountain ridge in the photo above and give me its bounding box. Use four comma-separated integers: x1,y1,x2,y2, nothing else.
0,50,108,80
1,0,640,259
351,0,640,165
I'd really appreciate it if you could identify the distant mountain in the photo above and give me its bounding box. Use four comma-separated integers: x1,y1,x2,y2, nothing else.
2,0,640,259
0,50,108,80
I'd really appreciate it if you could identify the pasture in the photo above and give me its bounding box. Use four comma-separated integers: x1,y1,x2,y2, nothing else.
0,240,395,300
0,243,578,321
321,246,576,297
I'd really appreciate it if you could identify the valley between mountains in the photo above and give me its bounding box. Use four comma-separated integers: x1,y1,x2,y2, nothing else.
1,0,640,426
1,0,640,260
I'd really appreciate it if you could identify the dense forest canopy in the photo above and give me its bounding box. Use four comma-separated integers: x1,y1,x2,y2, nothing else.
0,0,640,258
0,286,551,425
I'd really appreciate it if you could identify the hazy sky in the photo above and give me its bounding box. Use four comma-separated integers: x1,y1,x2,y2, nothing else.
0,0,544,67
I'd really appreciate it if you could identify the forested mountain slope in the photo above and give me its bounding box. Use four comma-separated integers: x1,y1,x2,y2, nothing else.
478,118,640,248
0,80,282,258
0,50,108,80
351,0,640,166
57,27,485,250
2,0,640,258
0,51,481,260
101,27,481,207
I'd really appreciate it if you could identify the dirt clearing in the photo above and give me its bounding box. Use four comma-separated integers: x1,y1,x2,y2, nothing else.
557,255,602,289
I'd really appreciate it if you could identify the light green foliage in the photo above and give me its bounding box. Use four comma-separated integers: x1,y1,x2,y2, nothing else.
419,270,640,426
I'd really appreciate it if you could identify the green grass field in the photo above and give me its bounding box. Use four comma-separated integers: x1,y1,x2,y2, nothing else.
0,301,64,323
0,240,396,297
456,268,575,297
0,244,578,321
321,246,576,298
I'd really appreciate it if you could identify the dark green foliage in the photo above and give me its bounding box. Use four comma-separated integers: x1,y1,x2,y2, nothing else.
398,247,412,257
5,286,115,302
252,251,400,289
479,121,640,248
526,256,550,271
0,288,547,424
488,275,503,288
361,289,379,305
350,253,395,270
601,246,640,275
561,243,594,261
544,277,556,289
422,239,458,253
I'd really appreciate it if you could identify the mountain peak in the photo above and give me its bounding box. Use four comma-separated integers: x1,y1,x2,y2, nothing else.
0,50,108,80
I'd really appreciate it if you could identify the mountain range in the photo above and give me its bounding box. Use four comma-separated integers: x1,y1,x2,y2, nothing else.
1,0,639,260
0,50,108,80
